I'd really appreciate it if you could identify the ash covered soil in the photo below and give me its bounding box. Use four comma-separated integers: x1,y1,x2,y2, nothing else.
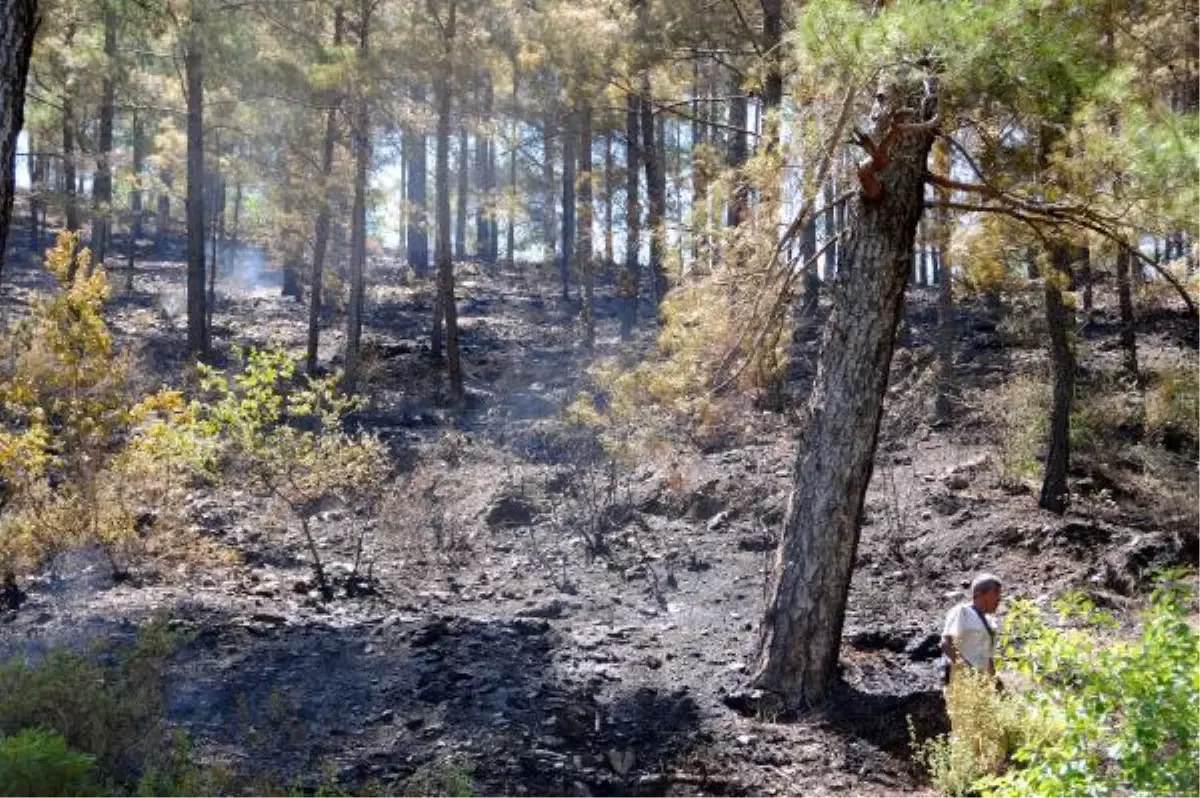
2,241,1196,796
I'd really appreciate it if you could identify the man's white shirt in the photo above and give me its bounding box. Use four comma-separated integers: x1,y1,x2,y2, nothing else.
942,602,996,669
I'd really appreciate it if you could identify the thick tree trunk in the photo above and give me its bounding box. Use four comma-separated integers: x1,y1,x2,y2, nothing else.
185,13,208,358
621,91,640,338
752,86,936,709
640,79,666,306
92,3,117,265
456,125,468,259
578,101,594,349
0,0,38,275
406,86,429,277
1115,243,1138,378
1039,244,1075,515
344,2,370,388
560,109,575,301
307,5,343,376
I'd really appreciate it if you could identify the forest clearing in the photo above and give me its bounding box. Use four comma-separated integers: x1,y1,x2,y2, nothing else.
0,0,1196,794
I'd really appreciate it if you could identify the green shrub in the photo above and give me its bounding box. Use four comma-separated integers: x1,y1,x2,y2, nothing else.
981,582,1198,797
0,617,184,791
0,729,96,797
911,669,1034,796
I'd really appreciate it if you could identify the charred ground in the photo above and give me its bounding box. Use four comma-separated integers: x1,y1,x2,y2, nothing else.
1,224,1196,795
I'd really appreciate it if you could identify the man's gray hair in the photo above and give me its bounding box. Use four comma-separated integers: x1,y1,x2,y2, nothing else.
971,573,1002,596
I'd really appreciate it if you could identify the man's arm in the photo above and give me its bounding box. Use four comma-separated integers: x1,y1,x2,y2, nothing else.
940,635,959,665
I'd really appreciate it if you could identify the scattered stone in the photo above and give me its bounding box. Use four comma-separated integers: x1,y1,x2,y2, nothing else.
518,600,569,619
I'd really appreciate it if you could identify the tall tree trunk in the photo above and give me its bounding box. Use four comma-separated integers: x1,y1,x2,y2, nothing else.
1115,243,1138,379
455,125,468,259
916,218,928,286
130,112,145,243
184,11,207,358
62,76,79,237
344,2,370,387
92,2,117,265
603,130,613,268
761,0,783,151
560,109,575,301
0,0,38,275
307,4,343,376
578,101,594,349
156,170,171,253
933,136,954,422
691,57,709,265
1039,244,1075,514
1079,245,1093,312
541,114,556,269
29,134,43,251
506,54,518,269
483,74,497,264
726,86,748,227
433,0,461,399
752,78,937,709
406,86,429,277
620,91,640,338
640,78,666,306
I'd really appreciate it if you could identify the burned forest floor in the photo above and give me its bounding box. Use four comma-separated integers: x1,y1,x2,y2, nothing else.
1,228,1197,796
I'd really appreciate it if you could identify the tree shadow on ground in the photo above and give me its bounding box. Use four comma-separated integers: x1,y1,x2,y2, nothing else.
165,608,707,795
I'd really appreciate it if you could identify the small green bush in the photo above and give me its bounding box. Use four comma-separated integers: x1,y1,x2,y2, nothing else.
0,617,187,792
916,579,1200,797
981,582,1198,797
0,729,96,797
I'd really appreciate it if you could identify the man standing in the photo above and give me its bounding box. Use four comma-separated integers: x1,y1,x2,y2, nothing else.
940,573,1002,683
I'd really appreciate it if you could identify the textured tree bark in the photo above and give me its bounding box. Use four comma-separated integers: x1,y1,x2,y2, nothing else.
560,109,575,301
1039,244,1075,515
406,86,429,278
752,79,936,709
620,92,641,339
761,0,783,149
62,30,80,242
455,125,468,260
690,58,708,266
307,5,343,376
1115,244,1138,378
344,1,370,388
0,0,38,276
185,12,208,359
432,0,461,399
640,79,666,306
578,101,594,350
